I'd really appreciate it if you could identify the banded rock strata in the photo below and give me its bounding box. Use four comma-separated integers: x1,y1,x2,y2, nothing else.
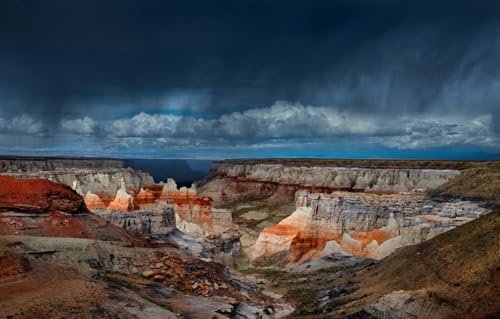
1,157,154,202
200,161,461,203
252,190,489,263
0,158,230,238
0,176,149,245
83,177,232,238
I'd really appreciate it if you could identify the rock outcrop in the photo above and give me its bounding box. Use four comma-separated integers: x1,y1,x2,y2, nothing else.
94,203,176,234
0,176,149,245
252,190,489,263
77,176,233,238
135,187,156,205
107,179,134,211
200,161,461,203
83,191,107,209
322,211,500,318
1,157,155,202
0,157,229,237
0,176,86,214
159,179,232,236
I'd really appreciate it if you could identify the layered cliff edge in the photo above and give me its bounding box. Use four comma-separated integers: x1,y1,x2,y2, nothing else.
0,157,155,198
199,160,496,266
252,190,488,263
200,160,466,204
0,176,151,245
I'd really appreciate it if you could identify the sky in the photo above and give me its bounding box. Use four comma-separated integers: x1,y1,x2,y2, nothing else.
0,0,499,159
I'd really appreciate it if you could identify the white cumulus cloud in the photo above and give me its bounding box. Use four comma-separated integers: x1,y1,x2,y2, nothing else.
60,116,98,135
58,101,499,150
0,114,45,134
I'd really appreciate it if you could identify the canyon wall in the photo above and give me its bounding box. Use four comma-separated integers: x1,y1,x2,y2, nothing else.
200,161,461,203
94,204,176,235
80,177,232,237
160,179,232,236
0,157,155,201
0,157,125,171
0,158,230,237
252,190,489,263
199,160,482,265
0,176,149,245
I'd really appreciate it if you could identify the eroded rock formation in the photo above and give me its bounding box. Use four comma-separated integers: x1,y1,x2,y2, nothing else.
1,157,155,203
107,179,134,211
94,203,176,234
0,158,230,237
252,190,489,263
0,176,149,245
200,161,461,203
83,190,107,209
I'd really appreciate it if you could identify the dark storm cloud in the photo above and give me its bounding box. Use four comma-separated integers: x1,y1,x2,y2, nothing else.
0,0,499,155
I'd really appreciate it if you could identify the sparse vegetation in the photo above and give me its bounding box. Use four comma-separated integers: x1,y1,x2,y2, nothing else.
241,264,349,317
284,287,321,315
427,290,453,305
427,162,500,207
324,210,500,318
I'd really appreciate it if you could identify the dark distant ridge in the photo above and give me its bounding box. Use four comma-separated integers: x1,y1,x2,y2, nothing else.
218,158,496,170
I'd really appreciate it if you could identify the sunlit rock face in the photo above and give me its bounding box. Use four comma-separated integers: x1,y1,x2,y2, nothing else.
1,158,155,206
0,176,148,244
83,191,106,210
252,190,489,263
160,179,232,236
77,176,232,237
107,179,134,211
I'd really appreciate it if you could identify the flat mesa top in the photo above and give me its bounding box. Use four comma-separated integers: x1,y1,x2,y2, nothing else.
217,158,495,170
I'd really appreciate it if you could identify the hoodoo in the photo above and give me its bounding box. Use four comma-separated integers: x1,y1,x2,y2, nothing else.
84,191,106,210
107,178,134,211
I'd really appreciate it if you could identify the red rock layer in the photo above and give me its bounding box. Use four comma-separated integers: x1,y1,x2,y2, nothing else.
161,188,215,228
84,192,107,210
0,176,151,246
79,178,223,234
134,188,156,206
0,176,85,214
0,251,31,281
254,206,395,263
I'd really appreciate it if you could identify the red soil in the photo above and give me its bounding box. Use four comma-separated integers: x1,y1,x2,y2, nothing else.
0,176,85,214
0,176,157,246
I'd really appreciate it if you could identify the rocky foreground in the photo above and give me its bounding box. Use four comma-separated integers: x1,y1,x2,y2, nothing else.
0,176,293,318
1,157,498,318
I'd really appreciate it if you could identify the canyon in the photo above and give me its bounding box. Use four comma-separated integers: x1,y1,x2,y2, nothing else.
0,174,292,318
200,160,463,202
1,157,232,238
198,160,490,266
252,190,487,263
0,157,498,318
